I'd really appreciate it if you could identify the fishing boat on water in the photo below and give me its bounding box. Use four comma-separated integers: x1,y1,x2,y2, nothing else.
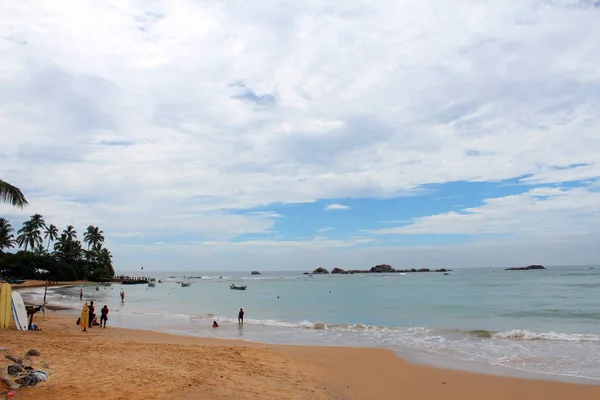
230,284,247,290
181,281,191,287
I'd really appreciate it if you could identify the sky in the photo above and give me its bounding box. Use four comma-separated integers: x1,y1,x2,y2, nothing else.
1,0,600,272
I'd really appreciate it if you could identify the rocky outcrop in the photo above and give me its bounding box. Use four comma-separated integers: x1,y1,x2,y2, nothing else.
370,264,394,273
312,267,329,274
331,267,347,274
505,265,546,271
251,271,261,275
342,267,451,274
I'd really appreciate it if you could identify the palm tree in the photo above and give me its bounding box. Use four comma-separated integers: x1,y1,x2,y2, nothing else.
34,243,46,255
98,247,114,277
0,179,28,208
16,220,42,252
53,233,83,263
44,224,58,251
63,225,77,241
0,218,16,253
29,214,46,231
84,225,105,250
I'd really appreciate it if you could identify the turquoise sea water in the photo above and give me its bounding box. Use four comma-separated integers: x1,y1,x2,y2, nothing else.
24,266,600,381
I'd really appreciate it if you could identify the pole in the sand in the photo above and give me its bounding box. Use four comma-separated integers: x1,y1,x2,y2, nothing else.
43,279,48,305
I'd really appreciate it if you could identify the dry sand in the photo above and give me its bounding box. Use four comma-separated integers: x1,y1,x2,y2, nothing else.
1,311,600,399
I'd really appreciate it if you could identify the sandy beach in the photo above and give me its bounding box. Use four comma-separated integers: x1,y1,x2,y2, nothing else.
0,309,599,400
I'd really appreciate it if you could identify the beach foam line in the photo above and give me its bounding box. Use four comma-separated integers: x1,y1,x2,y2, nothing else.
100,309,600,343
493,329,600,342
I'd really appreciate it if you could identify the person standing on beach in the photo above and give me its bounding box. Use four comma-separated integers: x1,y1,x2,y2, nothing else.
120,289,125,303
100,305,109,328
238,308,244,324
79,289,83,301
88,301,95,328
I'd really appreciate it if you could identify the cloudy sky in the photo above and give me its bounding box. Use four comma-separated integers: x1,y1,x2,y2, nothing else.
1,0,600,271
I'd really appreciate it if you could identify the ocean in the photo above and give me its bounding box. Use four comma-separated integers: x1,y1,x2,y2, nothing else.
22,265,600,382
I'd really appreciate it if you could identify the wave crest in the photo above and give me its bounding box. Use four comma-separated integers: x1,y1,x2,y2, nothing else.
493,329,600,342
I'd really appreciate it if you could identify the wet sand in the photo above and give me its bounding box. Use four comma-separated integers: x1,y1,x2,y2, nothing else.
10,280,89,289
1,311,600,400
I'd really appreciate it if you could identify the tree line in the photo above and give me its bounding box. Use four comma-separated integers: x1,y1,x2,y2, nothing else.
1,180,114,281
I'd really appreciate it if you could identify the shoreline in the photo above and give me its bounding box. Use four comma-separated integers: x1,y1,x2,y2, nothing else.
16,283,600,386
10,280,90,289
1,311,600,399
23,301,600,386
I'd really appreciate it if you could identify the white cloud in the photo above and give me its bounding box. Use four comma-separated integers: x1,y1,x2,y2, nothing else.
317,227,333,232
324,204,350,211
372,185,600,236
247,211,283,219
2,1,600,269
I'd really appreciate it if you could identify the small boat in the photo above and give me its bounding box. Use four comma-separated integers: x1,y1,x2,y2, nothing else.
148,282,156,287
444,273,450,276
230,284,247,290
1,277,26,284
181,282,191,287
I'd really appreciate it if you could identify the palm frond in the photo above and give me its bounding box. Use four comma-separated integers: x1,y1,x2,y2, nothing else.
0,179,28,208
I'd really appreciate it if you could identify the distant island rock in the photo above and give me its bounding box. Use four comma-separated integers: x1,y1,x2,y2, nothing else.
315,265,453,274
505,265,546,271
251,271,261,275
370,264,394,273
331,267,347,274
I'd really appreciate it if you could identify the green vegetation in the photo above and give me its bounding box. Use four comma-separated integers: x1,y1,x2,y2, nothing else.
0,214,114,281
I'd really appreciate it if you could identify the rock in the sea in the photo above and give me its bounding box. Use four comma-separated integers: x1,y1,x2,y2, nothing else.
312,267,329,274
435,268,447,272
331,267,347,274
251,271,261,275
505,265,546,271
416,268,430,272
370,264,394,273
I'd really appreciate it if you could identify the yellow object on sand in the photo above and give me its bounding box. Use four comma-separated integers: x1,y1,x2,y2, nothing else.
0,283,12,329
80,302,89,331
